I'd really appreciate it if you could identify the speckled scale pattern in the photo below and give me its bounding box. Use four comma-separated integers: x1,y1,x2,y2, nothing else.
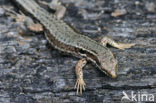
14,0,110,54
14,0,117,77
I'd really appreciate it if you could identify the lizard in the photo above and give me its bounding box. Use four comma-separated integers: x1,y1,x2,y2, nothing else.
11,0,135,94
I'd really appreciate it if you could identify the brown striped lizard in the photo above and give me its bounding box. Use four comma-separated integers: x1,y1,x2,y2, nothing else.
11,0,135,94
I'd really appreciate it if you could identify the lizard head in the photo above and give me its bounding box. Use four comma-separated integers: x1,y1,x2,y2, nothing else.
97,50,118,78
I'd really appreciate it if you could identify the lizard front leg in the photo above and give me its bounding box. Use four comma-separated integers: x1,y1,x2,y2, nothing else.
75,58,87,95
100,36,135,50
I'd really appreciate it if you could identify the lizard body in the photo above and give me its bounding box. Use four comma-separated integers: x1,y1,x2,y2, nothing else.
12,0,135,94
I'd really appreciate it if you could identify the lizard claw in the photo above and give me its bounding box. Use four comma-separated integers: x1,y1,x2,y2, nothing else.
74,78,86,95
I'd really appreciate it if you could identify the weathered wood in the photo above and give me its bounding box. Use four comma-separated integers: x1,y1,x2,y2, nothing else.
0,0,156,103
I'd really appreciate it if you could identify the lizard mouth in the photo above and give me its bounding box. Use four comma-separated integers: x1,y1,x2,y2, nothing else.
109,68,117,78
99,60,117,78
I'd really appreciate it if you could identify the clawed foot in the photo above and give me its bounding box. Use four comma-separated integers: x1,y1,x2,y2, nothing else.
100,36,135,50
117,43,135,50
74,78,86,95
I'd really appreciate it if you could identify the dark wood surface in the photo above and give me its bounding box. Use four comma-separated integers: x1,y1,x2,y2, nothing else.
0,0,156,103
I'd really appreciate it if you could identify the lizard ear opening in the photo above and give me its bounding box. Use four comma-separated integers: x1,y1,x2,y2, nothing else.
79,49,87,55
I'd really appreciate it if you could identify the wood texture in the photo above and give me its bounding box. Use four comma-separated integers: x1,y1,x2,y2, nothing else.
0,0,156,103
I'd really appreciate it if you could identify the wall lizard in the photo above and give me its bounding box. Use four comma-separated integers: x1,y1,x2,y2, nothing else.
12,0,135,94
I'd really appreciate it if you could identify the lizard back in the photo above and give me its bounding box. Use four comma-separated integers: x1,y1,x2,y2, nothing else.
13,0,117,77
